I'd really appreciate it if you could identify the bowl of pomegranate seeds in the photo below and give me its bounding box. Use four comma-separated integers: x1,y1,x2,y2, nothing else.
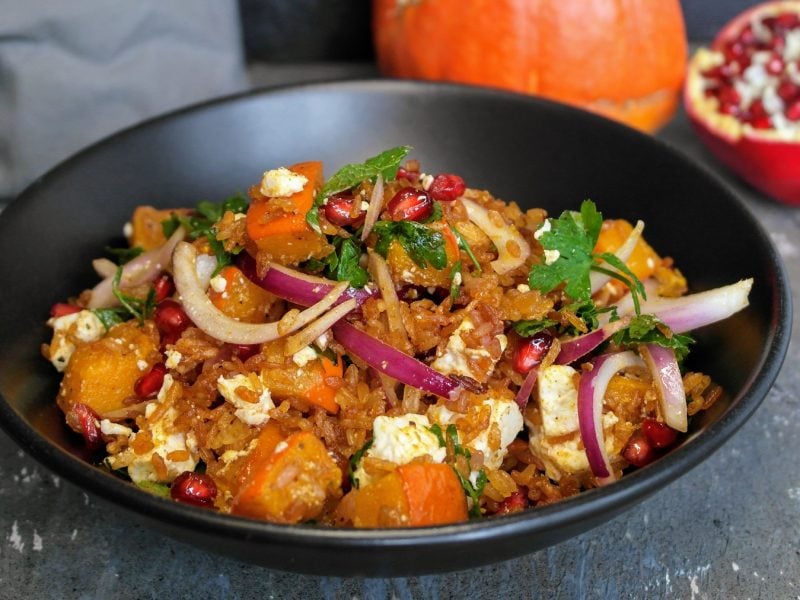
686,0,800,204
0,80,790,575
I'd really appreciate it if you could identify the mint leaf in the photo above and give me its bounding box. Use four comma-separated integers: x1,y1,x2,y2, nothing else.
332,237,369,288
306,146,412,231
373,221,447,270
612,314,694,362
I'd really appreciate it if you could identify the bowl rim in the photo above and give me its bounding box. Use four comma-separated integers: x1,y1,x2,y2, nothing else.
0,78,792,554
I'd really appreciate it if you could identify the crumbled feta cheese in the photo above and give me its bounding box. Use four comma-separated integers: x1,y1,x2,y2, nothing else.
516,284,531,293
452,271,463,286
136,359,148,371
537,365,580,437
543,249,561,265
164,349,182,370
260,167,308,198
360,201,370,211
195,254,217,284
209,274,228,293
533,219,551,240
99,419,133,437
292,346,318,367
46,310,105,372
217,373,274,426
430,316,507,382
314,331,330,351
107,375,198,484
355,414,445,487
420,173,434,190
273,440,289,454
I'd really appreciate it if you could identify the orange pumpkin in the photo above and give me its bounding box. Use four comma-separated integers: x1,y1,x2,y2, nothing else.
372,0,688,132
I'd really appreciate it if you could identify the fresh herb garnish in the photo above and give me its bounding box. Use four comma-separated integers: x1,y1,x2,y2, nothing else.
108,266,156,325
512,318,559,337
444,424,486,518
91,306,131,330
105,245,143,265
306,237,369,288
450,225,482,274
348,439,374,490
529,200,646,322
306,146,412,232
373,221,447,270
162,193,248,274
612,314,695,362
424,201,443,224
135,480,171,498
428,423,446,447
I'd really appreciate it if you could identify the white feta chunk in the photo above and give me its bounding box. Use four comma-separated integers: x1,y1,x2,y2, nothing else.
209,274,228,293
292,346,318,367
99,419,133,437
46,310,105,372
260,167,308,198
430,316,507,382
537,365,580,437
164,349,182,370
533,219,551,240
217,373,274,426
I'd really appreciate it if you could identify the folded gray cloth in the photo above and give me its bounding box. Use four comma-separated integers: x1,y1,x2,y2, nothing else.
0,1,248,198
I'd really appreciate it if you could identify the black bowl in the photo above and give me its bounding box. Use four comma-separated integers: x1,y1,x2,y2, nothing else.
0,80,791,576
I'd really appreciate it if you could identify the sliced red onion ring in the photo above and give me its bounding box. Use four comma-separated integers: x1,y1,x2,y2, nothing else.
92,258,118,279
238,253,377,309
555,319,629,366
514,366,539,410
88,227,186,308
361,174,384,241
589,220,644,293
173,242,351,344
640,344,687,432
331,321,459,399
578,351,645,485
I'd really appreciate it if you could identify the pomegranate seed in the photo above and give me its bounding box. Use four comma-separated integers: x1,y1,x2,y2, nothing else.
495,486,530,515
153,299,191,336
513,332,553,374
717,86,741,107
750,115,773,129
739,25,757,47
622,431,656,468
777,80,800,102
766,55,785,75
66,403,103,450
749,99,768,118
323,193,365,228
152,275,175,303
134,362,167,398
641,418,678,449
386,187,433,222
234,343,260,360
396,166,419,183
50,302,81,318
170,472,217,508
786,99,800,121
773,13,800,31
720,102,741,116
429,174,466,201
724,40,746,63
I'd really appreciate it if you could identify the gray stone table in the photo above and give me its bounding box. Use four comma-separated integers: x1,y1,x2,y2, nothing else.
1,72,799,599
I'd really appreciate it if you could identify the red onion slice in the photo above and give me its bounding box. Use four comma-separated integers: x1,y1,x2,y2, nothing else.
331,321,459,399
238,253,377,309
640,344,687,432
556,319,629,365
88,227,186,308
514,366,539,410
589,220,644,293
578,351,645,485
173,242,351,344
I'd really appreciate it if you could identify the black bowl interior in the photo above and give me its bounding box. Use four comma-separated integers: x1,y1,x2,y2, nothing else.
0,80,791,576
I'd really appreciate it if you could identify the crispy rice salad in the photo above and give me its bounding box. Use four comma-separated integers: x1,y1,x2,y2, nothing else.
43,147,752,527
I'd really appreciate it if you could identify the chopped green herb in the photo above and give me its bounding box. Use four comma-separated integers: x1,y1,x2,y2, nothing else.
512,318,559,337
428,423,446,448
307,145,412,232
105,245,143,265
373,221,447,270
91,306,130,330
612,314,694,362
136,480,171,499
308,237,369,288
424,201,443,224
348,439,374,489
110,267,156,325
454,467,488,519
450,225,482,274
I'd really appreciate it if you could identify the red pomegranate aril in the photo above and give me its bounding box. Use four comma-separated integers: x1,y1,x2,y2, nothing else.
234,343,260,360
513,332,553,374
786,99,800,121
323,193,365,228
720,102,740,116
641,418,678,449
777,80,800,102
750,115,773,129
153,275,175,303
739,25,757,47
773,13,800,31
154,299,191,336
495,486,530,515
724,40,746,63
50,302,81,318
386,187,433,221
749,99,768,119
622,431,656,468
429,173,466,201
170,472,217,508
766,55,785,76
717,85,741,106
134,362,167,398
67,403,103,450
396,166,419,183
